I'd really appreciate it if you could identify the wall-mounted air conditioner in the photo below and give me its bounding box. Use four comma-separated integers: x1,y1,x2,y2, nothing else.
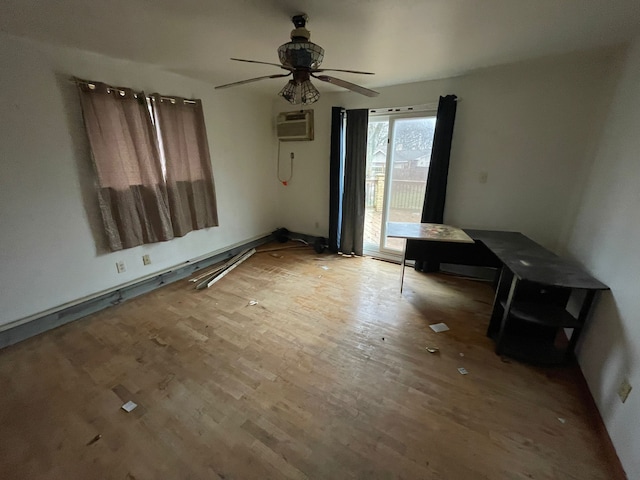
276,109,314,141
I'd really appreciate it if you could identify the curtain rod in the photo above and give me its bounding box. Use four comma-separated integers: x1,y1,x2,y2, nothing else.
369,103,440,115
71,78,197,104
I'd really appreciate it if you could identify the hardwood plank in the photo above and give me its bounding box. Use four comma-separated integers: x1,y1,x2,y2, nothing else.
0,245,624,479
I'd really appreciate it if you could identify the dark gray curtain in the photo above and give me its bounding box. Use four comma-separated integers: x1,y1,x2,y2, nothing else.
339,109,368,256
413,94,458,271
329,107,345,252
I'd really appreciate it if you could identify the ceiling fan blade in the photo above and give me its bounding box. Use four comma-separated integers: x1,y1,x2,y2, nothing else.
215,73,291,89
230,58,292,71
312,68,374,75
312,74,379,97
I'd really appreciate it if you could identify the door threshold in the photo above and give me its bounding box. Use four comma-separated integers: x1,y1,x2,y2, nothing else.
363,249,404,264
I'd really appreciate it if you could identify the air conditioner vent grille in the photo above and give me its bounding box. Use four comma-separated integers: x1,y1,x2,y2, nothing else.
277,109,314,141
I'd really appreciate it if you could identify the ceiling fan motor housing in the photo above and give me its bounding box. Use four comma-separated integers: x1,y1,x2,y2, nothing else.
278,42,324,70
278,14,324,71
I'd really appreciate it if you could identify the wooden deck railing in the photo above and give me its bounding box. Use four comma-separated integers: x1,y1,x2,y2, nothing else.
365,178,424,211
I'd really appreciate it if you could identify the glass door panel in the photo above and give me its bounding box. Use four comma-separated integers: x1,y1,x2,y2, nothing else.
364,113,436,258
383,116,436,251
363,117,389,252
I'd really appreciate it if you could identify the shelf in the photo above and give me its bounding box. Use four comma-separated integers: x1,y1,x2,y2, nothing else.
491,332,571,365
500,300,581,329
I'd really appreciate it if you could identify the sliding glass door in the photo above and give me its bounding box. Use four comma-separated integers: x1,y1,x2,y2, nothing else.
363,112,437,259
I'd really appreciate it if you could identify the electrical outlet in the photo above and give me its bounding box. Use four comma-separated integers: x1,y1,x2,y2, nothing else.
142,254,151,266
116,260,126,273
618,379,632,403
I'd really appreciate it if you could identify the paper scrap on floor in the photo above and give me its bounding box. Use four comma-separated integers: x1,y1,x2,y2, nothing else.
121,401,138,412
457,367,469,375
429,323,450,333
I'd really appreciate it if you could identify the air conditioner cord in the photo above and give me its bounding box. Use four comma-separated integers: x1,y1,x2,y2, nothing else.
276,141,294,186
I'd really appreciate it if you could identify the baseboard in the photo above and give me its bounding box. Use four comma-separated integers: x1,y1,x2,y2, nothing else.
575,366,628,479
0,234,273,350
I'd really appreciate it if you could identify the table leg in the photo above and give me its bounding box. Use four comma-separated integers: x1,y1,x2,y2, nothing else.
566,290,597,359
400,246,407,293
495,276,519,355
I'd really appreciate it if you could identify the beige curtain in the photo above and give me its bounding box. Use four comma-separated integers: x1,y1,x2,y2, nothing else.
77,81,174,251
151,95,219,237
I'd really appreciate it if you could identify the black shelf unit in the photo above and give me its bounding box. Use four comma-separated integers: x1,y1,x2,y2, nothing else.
487,268,599,365
499,300,583,329
488,330,568,365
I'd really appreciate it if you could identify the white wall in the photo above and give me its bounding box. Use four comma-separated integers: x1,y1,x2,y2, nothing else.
564,38,640,479
0,33,279,327
0,28,636,474
274,47,623,251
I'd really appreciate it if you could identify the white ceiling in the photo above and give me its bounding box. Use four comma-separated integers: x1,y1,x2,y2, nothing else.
1,0,640,94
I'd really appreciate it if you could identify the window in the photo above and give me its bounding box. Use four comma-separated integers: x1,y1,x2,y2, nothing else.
76,79,218,251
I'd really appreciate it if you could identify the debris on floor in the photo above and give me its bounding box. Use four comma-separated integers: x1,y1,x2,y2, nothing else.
150,337,167,347
189,259,230,283
426,346,439,354
459,353,465,357
196,248,256,290
457,367,469,375
248,300,258,306
558,417,566,424
320,265,329,270
429,322,450,333
269,253,283,258
256,244,307,254
86,434,102,446
121,400,138,413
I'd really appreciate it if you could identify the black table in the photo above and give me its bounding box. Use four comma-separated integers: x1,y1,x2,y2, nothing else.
393,224,609,365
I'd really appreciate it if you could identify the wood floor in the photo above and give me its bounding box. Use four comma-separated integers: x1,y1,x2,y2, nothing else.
0,245,623,479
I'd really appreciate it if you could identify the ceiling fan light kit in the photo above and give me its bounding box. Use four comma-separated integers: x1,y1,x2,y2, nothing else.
216,14,378,104
278,75,320,105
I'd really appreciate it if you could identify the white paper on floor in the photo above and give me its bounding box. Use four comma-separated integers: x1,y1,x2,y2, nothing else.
429,323,450,333
121,401,138,412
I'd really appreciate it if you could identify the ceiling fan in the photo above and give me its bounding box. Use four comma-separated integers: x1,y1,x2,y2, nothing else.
215,14,379,105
